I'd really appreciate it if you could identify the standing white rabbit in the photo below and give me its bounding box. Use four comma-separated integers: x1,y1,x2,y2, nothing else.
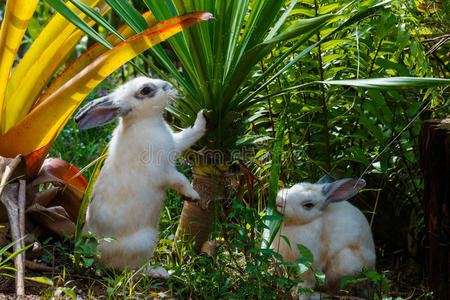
271,175,376,298
75,77,207,278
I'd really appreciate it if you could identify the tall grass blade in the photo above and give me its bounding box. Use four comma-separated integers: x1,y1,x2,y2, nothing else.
261,106,287,249
75,150,108,239
319,77,450,89
45,0,113,49
105,0,148,33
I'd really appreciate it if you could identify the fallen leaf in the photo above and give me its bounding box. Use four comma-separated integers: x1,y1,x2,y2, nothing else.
26,204,75,237
38,158,87,191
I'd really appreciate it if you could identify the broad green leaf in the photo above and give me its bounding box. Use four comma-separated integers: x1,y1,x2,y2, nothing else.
290,7,316,18
320,39,351,51
322,53,343,64
27,17,41,40
364,271,382,282
375,58,410,76
297,244,314,264
313,269,326,286
320,3,341,14
340,275,356,289
293,258,312,275
261,215,285,221
0,0,40,126
319,77,450,89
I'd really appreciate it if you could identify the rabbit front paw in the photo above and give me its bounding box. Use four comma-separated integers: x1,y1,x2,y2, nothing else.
193,110,207,133
183,188,200,202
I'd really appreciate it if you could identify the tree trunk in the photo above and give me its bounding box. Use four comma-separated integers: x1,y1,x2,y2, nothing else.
419,117,449,300
174,166,225,253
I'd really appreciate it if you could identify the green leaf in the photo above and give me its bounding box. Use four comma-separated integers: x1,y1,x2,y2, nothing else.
58,287,77,300
75,149,107,240
313,269,326,286
1,243,33,266
341,275,355,288
267,14,333,45
83,257,95,267
105,0,148,33
364,270,382,282
297,244,314,264
0,237,24,257
261,215,285,221
241,0,393,107
0,272,16,278
375,58,410,76
294,258,311,274
246,263,256,273
45,0,112,49
349,146,370,165
25,276,54,286
68,0,125,42
261,106,287,249
280,235,291,249
27,17,41,40
227,14,334,101
318,77,450,89
265,0,298,40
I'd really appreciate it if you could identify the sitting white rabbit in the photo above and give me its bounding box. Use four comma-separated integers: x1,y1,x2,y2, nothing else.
75,77,206,278
271,175,376,298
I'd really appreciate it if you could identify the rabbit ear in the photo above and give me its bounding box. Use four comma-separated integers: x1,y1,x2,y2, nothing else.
322,178,366,204
316,174,336,184
75,96,130,130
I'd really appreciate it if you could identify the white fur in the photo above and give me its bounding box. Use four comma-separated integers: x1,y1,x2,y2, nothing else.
80,77,206,277
271,179,376,297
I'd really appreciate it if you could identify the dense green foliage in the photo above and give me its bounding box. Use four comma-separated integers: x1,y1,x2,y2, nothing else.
1,0,448,298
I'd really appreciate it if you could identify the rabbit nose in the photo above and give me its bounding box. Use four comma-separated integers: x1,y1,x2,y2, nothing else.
275,201,283,208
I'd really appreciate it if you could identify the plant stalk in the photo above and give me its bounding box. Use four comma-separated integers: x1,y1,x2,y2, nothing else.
315,0,331,171
174,166,225,253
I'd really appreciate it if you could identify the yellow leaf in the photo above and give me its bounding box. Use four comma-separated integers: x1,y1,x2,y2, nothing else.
5,0,105,101
35,11,157,108
2,0,108,133
0,12,213,159
0,0,39,127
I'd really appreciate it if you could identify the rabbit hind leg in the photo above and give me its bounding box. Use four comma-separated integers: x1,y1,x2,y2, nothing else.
97,227,158,271
325,246,369,296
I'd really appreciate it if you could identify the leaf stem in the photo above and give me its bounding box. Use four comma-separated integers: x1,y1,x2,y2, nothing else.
315,0,331,171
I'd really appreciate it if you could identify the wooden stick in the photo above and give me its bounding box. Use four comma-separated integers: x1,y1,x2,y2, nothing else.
1,186,24,297
16,180,26,297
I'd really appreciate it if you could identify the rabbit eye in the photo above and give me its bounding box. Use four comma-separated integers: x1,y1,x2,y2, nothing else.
140,86,153,96
303,203,315,209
